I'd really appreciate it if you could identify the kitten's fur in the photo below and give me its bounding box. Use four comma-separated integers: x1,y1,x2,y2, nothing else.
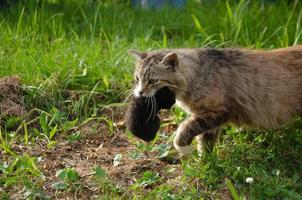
129,46,302,155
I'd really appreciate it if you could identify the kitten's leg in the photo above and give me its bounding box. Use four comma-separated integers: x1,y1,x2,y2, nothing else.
174,112,228,156
196,129,218,155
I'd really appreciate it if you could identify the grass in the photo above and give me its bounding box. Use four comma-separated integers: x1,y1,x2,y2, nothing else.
1,0,302,199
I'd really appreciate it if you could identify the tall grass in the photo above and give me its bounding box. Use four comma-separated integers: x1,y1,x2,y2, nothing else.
1,0,302,199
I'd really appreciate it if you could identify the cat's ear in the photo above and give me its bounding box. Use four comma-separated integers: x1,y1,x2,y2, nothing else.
128,49,147,60
160,52,178,71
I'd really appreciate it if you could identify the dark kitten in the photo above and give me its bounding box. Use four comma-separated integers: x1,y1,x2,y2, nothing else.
126,87,175,141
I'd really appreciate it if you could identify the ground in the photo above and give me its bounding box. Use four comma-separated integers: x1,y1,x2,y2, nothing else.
1,1,302,199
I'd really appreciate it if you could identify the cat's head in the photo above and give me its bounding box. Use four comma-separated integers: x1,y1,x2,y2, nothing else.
129,49,186,97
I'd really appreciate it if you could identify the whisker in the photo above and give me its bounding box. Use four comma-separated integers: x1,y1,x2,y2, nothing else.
146,96,153,123
146,96,151,109
151,95,155,120
150,96,154,119
151,96,155,120
152,95,157,120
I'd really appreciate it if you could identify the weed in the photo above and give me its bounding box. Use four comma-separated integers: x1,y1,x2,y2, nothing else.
1,0,302,199
51,168,80,191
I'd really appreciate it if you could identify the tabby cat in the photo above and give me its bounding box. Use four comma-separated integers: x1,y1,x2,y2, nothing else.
129,46,302,155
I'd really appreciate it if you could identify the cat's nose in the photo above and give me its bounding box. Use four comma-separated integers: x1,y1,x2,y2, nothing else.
139,91,143,96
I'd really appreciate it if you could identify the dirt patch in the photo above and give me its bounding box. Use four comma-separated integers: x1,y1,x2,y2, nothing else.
0,76,25,117
36,120,181,199
2,110,181,199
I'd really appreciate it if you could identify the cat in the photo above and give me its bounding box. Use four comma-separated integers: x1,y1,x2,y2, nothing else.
129,45,302,156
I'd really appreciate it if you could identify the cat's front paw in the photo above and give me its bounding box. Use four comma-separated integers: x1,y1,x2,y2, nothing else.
173,140,193,156
173,122,194,156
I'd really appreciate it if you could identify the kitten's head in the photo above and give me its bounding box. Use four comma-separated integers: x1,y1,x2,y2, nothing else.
129,49,186,97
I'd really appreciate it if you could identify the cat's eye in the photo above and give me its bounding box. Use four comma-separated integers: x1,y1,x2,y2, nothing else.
149,79,158,85
135,76,139,82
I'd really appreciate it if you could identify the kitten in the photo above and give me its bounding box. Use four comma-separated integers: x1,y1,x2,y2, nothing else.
129,46,302,155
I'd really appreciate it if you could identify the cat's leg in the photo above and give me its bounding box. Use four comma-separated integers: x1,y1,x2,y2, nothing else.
196,129,218,155
174,112,228,156
173,121,194,155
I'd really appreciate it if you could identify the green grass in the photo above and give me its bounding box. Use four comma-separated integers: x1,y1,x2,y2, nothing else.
1,0,302,199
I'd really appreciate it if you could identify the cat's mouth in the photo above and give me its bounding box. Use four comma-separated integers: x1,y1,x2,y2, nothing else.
134,85,171,97
142,86,173,97
141,91,156,97
133,90,155,98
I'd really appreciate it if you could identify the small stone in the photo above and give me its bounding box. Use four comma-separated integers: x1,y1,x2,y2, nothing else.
245,177,254,184
113,153,123,166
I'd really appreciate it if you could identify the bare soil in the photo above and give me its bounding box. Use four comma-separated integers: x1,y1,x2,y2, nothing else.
0,76,25,117
4,118,183,199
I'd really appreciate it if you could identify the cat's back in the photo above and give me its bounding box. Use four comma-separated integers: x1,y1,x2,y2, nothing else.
226,46,302,128
246,45,302,70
